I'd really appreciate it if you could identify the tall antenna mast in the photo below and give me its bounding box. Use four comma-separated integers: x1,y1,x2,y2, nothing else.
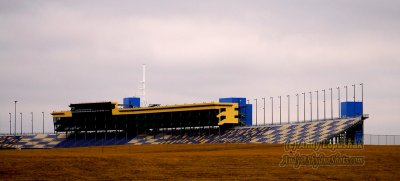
141,64,146,107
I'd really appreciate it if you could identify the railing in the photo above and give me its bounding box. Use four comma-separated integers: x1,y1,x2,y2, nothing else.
246,115,362,128
364,134,400,145
0,132,56,136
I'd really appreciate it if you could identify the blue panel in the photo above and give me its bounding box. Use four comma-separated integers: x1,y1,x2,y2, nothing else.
123,97,140,108
219,97,252,126
341,102,363,118
355,130,363,144
245,104,252,126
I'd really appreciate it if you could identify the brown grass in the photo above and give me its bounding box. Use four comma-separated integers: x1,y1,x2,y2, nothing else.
0,144,399,180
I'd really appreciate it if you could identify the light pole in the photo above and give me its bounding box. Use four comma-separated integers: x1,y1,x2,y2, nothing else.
20,112,22,135
302,93,305,122
360,83,364,102
309,92,312,122
296,94,299,123
42,112,44,134
360,83,364,136
360,83,364,113
330,88,333,119
262,97,265,125
254,98,258,126
278,96,282,124
322,89,326,120
9,113,12,135
270,97,274,125
31,112,33,134
337,87,340,118
352,84,356,115
14,101,17,135
287,95,290,123
315,90,319,121
344,86,348,102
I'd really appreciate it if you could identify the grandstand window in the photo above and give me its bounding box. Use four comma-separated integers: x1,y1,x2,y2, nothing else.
221,108,226,112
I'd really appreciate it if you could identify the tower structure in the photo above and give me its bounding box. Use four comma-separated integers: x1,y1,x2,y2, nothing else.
140,64,146,107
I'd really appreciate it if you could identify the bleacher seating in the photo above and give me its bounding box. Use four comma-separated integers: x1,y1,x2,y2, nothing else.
0,117,362,148
128,117,362,145
0,136,22,149
15,134,65,148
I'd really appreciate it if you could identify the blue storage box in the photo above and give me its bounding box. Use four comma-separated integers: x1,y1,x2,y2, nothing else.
341,102,363,118
123,97,140,108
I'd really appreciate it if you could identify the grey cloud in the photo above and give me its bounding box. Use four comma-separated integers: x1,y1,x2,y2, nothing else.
0,1,399,135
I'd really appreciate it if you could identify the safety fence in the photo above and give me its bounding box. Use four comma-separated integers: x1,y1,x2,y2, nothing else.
364,134,400,145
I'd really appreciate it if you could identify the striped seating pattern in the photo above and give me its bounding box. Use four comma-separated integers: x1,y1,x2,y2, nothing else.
0,117,361,148
0,136,22,149
15,134,65,149
129,117,361,145
250,118,360,144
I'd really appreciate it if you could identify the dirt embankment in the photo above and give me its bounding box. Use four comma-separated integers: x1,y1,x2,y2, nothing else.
1,144,399,180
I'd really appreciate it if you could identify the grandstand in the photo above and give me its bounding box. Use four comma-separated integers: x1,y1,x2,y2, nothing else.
1,116,365,148
0,96,367,149
123,116,364,145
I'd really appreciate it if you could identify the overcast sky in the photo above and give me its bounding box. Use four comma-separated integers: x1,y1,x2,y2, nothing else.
1,1,399,135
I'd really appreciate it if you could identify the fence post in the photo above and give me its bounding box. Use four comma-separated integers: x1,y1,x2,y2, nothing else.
392,135,394,145
370,135,372,145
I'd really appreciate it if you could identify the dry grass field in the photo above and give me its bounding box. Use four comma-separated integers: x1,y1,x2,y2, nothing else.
1,144,399,180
